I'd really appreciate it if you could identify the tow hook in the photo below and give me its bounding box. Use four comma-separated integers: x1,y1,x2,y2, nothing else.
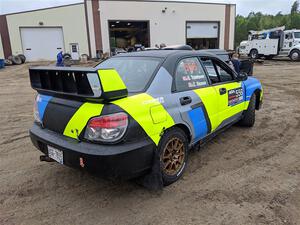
40,155,55,162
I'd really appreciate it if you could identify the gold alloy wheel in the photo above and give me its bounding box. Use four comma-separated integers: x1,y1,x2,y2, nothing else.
161,137,185,176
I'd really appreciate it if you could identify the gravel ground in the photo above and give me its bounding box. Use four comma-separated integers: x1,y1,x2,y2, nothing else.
0,60,299,225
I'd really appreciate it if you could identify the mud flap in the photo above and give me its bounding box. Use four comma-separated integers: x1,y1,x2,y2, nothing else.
137,150,163,191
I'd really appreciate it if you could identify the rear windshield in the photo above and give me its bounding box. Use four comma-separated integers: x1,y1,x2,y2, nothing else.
96,57,161,92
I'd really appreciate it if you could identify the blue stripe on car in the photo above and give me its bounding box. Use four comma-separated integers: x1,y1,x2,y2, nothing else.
242,77,262,101
37,94,52,120
188,107,208,140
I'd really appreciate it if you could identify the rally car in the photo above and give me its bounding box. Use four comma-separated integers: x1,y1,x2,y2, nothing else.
29,50,263,186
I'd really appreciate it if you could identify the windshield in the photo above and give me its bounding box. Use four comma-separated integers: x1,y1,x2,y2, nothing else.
294,32,300,39
96,57,161,92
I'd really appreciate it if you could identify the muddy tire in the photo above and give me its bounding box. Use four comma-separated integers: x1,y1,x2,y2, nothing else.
158,128,188,186
289,49,300,61
239,94,256,127
81,54,89,60
249,49,259,59
18,54,26,63
63,53,71,59
8,55,22,65
4,59,13,66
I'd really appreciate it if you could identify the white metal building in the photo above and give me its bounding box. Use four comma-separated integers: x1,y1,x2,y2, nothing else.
0,3,89,61
0,0,236,61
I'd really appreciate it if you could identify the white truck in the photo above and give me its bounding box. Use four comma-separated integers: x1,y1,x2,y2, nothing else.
239,26,300,61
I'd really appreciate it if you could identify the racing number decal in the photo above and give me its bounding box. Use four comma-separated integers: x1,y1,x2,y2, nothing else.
228,87,243,106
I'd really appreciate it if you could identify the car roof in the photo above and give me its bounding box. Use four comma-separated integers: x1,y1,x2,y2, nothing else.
109,50,227,77
198,49,228,54
114,50,184,58
114,50,218,59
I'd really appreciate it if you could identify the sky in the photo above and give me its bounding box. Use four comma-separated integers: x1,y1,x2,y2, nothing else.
0,0,297,16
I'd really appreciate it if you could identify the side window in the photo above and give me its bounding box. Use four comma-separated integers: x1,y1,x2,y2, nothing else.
214,61,234,82
201,58,234,84
201,59,219,84
175,57,208,91
257,33,267,40
285,33,292,40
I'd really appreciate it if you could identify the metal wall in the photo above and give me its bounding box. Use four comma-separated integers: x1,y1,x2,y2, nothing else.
5,3,89,60
95,0,236,53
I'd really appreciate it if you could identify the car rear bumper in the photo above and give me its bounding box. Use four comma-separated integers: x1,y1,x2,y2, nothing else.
29,123,155,179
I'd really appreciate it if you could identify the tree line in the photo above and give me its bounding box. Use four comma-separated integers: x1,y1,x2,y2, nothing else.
235,0,300,47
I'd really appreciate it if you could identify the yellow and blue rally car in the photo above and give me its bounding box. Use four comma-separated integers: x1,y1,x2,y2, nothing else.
29,50,263,186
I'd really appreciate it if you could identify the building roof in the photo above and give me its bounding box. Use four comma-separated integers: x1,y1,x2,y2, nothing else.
2,0,234,16
1,2,84,16
102,0,234,6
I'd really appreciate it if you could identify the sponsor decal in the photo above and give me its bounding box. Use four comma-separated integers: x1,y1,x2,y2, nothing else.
228,87,243,106
143,97,165,105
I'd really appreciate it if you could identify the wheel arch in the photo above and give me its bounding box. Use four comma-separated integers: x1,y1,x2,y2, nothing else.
249,48,259,59
163,123,192,144
289,48,300,56
254,89,262,110
249,48,258,54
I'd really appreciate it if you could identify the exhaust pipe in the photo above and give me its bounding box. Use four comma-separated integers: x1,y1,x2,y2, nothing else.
40,155,55,162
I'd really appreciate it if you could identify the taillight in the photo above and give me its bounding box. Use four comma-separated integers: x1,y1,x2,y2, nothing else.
84,112,128,143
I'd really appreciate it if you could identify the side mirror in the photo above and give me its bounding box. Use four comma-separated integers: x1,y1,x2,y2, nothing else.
237,72,248,81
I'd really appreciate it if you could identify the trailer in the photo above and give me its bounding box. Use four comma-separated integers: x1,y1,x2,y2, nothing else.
239,26,300,61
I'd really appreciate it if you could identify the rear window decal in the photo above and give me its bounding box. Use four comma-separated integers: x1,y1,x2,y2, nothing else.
184,62,198,73
188,81,207,88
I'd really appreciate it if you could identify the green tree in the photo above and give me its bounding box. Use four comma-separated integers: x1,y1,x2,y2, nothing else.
290,1,300,28
291,0,299,14
235,1,300,47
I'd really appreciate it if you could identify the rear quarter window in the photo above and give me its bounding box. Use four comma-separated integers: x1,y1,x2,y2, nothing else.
96,57,161,92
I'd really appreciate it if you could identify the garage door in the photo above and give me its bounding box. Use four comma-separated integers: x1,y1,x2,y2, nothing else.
20,27,64,61
186,22,219,39
186,22,219,50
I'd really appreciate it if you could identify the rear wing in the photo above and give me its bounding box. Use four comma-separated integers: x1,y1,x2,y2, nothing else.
29,66,128,101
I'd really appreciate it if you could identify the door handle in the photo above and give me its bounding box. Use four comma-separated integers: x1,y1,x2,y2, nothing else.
180,96,192,106
219,88,227,95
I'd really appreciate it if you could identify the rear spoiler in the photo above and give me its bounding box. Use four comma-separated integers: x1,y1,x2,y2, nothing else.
29,66,128,101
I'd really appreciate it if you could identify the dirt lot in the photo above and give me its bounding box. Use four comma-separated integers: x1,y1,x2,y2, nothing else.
0,60,300,225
